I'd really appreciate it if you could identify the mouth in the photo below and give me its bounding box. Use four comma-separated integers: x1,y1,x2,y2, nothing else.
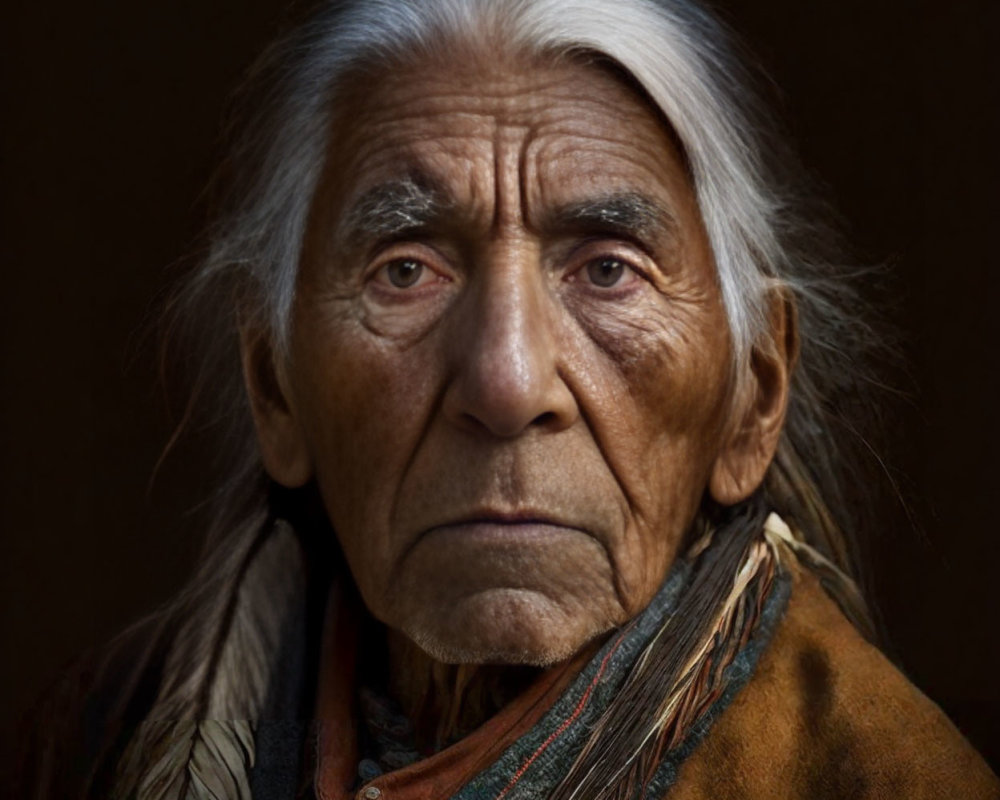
425,510,589,542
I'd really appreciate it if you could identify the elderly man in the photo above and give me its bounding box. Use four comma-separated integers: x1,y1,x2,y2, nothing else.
20,0,998,798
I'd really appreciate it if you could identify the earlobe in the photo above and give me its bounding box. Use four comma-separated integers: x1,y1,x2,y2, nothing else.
239,324,313,488
709,288,798,505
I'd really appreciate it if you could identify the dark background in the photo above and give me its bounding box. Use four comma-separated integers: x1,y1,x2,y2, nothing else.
2,0,998,778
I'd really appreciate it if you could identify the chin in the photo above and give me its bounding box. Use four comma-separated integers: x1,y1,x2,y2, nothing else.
398,586,621,667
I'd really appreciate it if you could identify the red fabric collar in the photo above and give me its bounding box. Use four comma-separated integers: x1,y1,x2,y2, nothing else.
314,584,592,800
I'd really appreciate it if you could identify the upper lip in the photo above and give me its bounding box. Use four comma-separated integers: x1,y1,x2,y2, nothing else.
430,509,582,530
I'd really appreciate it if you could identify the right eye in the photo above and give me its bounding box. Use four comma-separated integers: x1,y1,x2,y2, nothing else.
583,256,630,288
364,243,456,305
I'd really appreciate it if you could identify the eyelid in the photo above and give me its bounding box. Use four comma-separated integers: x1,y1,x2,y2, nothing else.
365,242,455,286
563,239,653,284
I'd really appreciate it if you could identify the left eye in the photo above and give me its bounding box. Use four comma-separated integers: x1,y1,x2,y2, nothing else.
584,257,630,288
383,258,427,288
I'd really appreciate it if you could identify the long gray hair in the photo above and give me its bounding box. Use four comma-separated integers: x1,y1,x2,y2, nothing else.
172,0,888,581
126,0,891,795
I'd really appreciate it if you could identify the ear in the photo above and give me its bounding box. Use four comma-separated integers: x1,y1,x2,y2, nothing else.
709,288,798,505
239,323,313,488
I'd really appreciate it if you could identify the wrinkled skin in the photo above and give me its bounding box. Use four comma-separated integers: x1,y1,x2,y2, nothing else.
243,51,791,666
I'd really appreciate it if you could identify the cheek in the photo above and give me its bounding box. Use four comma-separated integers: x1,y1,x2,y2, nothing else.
290,315,442,587
569,292,732,466
562,293,732,601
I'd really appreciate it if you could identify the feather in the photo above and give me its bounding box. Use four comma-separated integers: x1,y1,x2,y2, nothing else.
550,498,779,800
113,516,306,800
763,512,875,641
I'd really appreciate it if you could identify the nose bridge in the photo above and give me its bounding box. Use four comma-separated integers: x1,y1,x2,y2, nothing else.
481,245,546,386
445,240,576,437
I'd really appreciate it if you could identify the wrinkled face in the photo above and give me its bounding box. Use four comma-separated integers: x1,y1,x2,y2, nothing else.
283,54,737,665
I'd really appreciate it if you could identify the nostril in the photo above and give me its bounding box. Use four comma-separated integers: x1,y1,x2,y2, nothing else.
457,408,564,438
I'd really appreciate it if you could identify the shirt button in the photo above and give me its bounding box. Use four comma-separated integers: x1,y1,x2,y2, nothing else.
361,787,382,800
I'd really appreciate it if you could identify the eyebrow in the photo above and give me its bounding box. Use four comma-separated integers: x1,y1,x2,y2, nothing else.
339,182,677,249
546,192,678,245
339,176,451,243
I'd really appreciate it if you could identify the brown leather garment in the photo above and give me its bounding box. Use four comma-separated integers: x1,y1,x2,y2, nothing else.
671,565,1000,799
11,542,998,800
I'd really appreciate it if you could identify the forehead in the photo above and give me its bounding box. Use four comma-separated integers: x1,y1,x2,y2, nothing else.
319,54,699,232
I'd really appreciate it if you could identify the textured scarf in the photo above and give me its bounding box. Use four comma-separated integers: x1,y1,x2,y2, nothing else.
111,499,861,800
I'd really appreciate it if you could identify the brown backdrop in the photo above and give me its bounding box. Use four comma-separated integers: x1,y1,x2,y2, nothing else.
2,0,998,777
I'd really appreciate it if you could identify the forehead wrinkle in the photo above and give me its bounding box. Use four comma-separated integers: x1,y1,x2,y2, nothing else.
522,132,681,246
333,115,505,239
517,122,537,238
488,121,537,234
368,64,595,115
533,127,676,180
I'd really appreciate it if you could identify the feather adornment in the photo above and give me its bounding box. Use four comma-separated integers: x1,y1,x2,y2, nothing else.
113,517,305,800
550,498,786,800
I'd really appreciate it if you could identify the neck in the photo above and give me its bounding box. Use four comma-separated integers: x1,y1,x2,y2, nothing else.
384,629,540,752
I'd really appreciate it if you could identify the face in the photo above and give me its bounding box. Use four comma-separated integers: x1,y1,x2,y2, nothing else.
266,53,742,665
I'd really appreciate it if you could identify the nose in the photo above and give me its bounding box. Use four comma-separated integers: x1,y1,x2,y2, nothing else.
442,247,578,438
